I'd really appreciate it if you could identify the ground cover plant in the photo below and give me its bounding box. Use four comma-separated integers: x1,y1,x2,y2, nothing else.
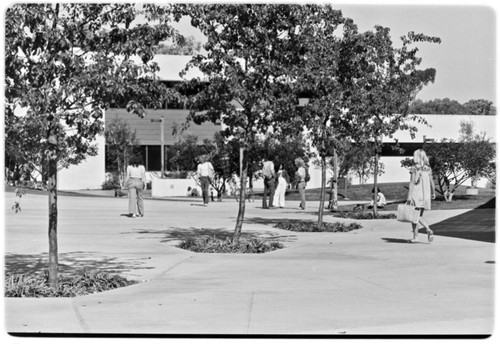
177,236,283,253
5,270,136,298
274,220,361,233
331,211,397,220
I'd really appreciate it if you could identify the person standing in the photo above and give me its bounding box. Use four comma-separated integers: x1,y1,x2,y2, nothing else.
197,154,215,206
261,155,276,209
126,155,147,218
407,149,436,243
295,158,307,210
273,164,289,208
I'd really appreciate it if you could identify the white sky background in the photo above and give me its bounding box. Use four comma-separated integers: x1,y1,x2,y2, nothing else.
172,1,497,105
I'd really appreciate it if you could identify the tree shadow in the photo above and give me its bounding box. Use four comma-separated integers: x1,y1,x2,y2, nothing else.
4,251,154,276
132,225,293,243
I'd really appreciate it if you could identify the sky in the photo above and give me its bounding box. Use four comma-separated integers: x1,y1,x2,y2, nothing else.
172,1,497,105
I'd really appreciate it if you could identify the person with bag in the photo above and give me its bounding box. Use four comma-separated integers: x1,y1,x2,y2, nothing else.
125,154,147,218
197,154,215,206
406,149,436,243
261,154,276,209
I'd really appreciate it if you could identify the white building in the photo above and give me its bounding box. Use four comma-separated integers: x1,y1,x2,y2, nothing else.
55,55,496,191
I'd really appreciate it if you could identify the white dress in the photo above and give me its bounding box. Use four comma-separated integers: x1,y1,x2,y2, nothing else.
409,165,432,210
273,170,287,208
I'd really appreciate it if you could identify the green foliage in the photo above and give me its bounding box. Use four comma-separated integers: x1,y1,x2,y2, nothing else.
409,98,495,115
274,220,361,232
5,270,136,297
177,236,283,253
101,175,121,190
5,3,181,288
338,144,385,184
168,134,209,172
421,139,495,199
332,212,397,220
105,117,141,188
156,35,202,55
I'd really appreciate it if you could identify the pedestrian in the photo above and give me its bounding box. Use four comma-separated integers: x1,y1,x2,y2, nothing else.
273,164,289,208
125,155,147,218
368,187,387,208
261,154,276,209
197,154,215,206
295,158,307,210
407,149,436,243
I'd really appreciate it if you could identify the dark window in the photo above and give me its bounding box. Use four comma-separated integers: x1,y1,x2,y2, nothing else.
147,146,161,171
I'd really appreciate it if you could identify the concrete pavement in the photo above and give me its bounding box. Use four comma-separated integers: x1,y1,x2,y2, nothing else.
2,191,496,336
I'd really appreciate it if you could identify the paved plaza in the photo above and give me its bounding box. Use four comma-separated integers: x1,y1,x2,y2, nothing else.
2,191,496,337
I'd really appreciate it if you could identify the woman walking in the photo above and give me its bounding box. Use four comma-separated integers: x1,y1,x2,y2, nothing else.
126,155,147,218
407,149,436,243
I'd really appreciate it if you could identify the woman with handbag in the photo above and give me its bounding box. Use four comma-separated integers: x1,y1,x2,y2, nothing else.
407,149,436,243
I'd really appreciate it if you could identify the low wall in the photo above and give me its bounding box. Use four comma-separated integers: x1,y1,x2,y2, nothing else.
151,176,201,197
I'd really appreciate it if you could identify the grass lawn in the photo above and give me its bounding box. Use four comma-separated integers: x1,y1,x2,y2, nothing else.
281,182,495,211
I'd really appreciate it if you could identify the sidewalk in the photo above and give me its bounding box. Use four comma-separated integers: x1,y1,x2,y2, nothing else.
3,191,496,336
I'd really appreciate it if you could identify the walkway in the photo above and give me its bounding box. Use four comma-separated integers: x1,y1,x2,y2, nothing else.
3,192,496,337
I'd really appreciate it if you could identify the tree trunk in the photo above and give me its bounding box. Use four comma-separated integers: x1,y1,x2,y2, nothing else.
48,157,59,289
329,150,339,211
317,156,327,228
233,147,246,242
372,153,379,218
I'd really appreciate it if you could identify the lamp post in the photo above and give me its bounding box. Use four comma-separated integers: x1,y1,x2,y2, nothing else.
150,116,165,178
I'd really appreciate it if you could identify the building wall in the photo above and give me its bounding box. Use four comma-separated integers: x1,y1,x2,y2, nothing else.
58,130,106,190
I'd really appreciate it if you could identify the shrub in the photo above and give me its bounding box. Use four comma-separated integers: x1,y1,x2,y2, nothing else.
177,236,283,253
332,212,397,220
101,178,120,190
5,270,136,297
274,220,361,232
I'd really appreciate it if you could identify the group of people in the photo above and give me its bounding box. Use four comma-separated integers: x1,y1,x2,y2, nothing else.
124,148,436,243
261,155,309,210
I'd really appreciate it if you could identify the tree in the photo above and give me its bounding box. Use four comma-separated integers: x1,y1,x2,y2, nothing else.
156,35,202,55
5,3,178,288
344,27,440,216
402,135,495,201
290,7,352,226
340,143,385,184
105,117,140,189
182,4,308,241
409,98,495,115
463,99,494,116
168,134,207,172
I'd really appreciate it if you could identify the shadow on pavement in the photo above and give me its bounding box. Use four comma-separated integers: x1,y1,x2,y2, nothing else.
4,252,154,276
133,226,284,244
424,197,495,243
381,238,414,244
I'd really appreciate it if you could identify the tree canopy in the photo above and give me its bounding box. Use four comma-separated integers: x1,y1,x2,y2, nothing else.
5,3,181,288
409,98,495,115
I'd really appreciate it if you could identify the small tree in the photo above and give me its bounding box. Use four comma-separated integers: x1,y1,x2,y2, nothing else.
341,144,385,184
105,117,140,189
5,3,178,288
183,4,309,241
403,138,495,201
344,27,440,216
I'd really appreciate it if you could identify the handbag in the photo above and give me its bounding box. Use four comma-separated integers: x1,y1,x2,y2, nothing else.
397,202,420,224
